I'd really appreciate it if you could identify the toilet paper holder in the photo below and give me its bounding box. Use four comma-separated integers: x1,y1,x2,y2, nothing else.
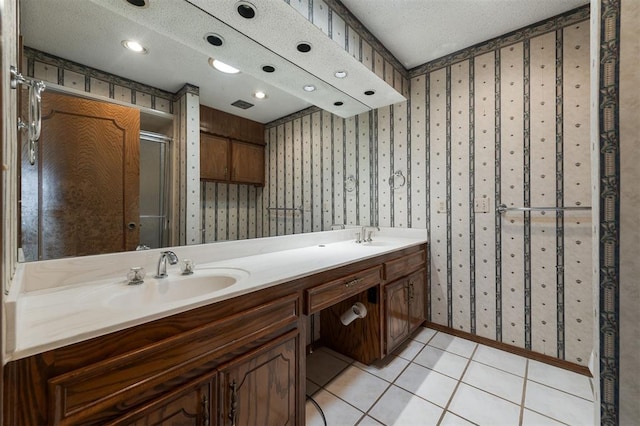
340,302,368,326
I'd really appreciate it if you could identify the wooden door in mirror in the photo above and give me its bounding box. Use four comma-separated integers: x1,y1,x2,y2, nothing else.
20,91,140,260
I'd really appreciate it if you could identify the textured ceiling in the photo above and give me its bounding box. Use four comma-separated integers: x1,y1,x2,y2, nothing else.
341,0,590,69
20,0,590,123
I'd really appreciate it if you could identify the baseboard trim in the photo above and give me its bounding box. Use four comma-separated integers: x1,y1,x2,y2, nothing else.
425,322,592,377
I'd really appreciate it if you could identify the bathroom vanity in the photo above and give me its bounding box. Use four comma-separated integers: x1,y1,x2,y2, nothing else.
3,229,427,425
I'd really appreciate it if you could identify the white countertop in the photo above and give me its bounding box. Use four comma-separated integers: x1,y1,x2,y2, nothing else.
4,228,427,362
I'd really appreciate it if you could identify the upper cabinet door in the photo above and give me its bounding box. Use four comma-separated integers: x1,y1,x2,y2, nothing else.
200,133,230,182
23,91,140,259
230,141,265,186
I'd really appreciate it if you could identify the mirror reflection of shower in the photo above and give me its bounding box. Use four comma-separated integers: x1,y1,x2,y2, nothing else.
139,131,171,249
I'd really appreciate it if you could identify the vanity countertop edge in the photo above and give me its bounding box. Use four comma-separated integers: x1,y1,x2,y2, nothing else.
4,227,428,362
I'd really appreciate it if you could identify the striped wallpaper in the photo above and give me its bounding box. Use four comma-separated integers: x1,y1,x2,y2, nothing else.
414,20,592,364
201,7,593,366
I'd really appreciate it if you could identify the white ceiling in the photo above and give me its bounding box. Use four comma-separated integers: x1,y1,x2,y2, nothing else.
341,0,589,69
20,0,589,123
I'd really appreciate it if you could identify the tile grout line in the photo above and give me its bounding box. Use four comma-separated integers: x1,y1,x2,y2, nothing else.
518,359,529,425
358,332,440,425
525,378,595,402
435,343,480,425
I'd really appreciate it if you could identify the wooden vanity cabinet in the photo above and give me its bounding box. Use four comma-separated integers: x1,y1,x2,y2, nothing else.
383,268,427,353
218,330,299,425
107,371,217,426
4,293,301,425
383,248,428,355
384,277,411,352
4,243,428,424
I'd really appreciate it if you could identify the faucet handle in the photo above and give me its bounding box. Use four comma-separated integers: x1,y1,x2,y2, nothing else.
127,267,146,285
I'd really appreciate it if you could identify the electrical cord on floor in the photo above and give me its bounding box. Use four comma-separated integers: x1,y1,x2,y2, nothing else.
306,394,327,426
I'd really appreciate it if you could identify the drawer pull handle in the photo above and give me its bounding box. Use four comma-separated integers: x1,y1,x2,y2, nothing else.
202,394,210,426
345,278,361,289
229,380,238,426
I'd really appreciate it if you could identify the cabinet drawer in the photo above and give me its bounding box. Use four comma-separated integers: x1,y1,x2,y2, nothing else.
47,294,299,425
306,266,381,314
384,249,426,282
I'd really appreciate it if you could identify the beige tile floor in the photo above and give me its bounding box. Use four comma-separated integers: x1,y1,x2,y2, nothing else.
306,327,594,426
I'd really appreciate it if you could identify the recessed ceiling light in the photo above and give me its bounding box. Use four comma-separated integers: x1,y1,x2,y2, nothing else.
334,70,348,78
303,85,316,92
364,90,375,96
209,58,240,74
236,1,256,19
122,40,148,54
253,91,267,99
205,33,224,47
297,42,312,53
334,101,344,106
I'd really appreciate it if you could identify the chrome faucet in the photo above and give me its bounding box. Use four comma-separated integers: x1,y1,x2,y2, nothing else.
155,251,178,278
363,226,380,243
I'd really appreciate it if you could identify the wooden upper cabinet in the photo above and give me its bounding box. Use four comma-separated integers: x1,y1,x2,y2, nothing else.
199,105,265,186
200,105,264,145
200,133,230,181
231,141,265,185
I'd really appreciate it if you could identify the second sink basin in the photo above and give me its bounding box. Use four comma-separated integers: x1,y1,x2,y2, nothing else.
106,268,249,309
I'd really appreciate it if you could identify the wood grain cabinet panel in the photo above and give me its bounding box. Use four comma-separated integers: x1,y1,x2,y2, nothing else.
46,294,298,425
384,278,410,353
408,268,427,331
200,133,265,186
107,371,217,426
384,268,428,354
306,266,381,314
200,133,230,181
231,141,264,185
384,250,426,282
218,330,299,426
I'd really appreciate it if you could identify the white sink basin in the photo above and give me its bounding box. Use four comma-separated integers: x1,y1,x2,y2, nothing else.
105,268,249,309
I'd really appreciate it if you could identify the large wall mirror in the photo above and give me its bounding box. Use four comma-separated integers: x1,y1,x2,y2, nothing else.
18,0,404,262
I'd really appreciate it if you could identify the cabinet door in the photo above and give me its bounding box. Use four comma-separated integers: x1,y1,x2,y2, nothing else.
109,371,217,426
385,278,410,353
219,331,298,426
201,133,230,181
408,269,427,332
230,140,264,185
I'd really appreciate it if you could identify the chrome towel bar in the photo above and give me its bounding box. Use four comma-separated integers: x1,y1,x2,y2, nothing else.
497,204,592,214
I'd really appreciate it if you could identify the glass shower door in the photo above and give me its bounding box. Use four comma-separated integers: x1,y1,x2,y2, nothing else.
139,131,171,249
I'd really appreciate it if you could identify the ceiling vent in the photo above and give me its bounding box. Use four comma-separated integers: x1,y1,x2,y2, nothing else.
231,99,254,109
